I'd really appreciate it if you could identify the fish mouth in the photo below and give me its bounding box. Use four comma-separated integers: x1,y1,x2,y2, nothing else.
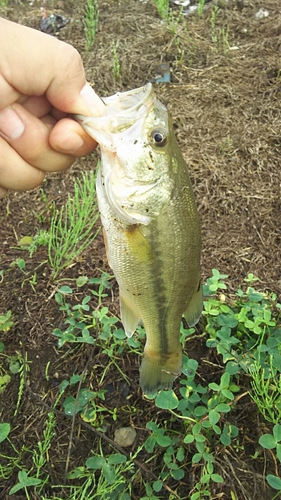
101,82,153,115
75,83,155,149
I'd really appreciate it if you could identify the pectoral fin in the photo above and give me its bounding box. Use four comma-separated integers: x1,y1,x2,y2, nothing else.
119,290,141,338
183,281,203,327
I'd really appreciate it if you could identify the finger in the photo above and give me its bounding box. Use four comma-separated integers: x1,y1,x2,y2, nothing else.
19,95,53,118
0,186,8,198
19,95,67,121
0,103,75,172
0,19,105,116
0,139,45,191
50,118,98,156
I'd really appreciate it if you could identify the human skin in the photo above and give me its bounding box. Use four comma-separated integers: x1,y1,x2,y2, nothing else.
0,18,105,198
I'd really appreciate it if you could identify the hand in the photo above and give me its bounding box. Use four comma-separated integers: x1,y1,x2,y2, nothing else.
0,18,105,198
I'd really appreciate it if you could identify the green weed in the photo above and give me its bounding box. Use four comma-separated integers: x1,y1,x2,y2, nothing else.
50,268,281,497
142,269,281,497
28,229,50,257
44,449,136,499
217,26,229,54
219,135,236,156
3,269,281,497
0,422,10,443
9,471,42,498
0,339,26,415
250,355,281,424
0,310,13,332
48,171,100,278
167,6,184,36
210,2,219,43
83,0,99,51
32,412,56,477
197,0,205,17
210,2,229,53
8,412,56,499
153,0,170,21
259,424,281,494
10,257,26,273
6,173,99,281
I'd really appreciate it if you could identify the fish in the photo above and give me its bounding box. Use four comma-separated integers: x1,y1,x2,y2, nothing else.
75,83,202,394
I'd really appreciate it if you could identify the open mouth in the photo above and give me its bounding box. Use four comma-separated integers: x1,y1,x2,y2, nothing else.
75,83,155,147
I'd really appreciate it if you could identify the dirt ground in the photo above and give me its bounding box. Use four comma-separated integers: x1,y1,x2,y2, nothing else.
0,0,281,498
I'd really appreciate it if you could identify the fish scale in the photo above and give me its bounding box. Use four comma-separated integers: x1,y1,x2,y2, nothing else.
75,83,202,394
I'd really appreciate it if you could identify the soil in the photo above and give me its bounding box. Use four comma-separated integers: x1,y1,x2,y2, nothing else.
0,0,281,499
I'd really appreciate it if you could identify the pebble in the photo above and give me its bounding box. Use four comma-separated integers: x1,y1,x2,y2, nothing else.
255,8,269,19
114,427,137,447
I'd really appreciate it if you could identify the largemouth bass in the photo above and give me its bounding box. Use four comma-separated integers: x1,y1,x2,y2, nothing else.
76,83,202,394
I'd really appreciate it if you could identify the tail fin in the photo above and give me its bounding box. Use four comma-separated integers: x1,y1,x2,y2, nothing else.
139,350,182,395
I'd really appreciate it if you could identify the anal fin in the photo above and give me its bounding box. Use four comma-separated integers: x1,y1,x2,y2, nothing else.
119,289,141,338
183,281,203,327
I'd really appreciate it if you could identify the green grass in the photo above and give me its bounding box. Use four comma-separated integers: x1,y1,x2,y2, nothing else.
197,0,205,17
48,171,100,278
7,171,100,280
153,0,170,21
210,2,229,53
83,0,99,51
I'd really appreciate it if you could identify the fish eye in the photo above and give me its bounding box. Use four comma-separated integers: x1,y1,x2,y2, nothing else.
151,130,167,147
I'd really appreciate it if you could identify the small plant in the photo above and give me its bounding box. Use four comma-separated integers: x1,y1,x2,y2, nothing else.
63,450,135,499
52,273,116,348
210,2,219,44
83,0,99,51
217,26,229,54
48,171,100,278
32,412,56,478
28,230,50,257
6,268,278,498
250,356,281,424
9,470,42,498
219,135,236,156
51,273,136,390
197,0,205,17
0,310,13,332
0,341,26,411
167,6,184,37
13,352,29,416
259,424,281,493
0,422,10,444
60,374,110,426
4,412,57,496
153,0,170,21
210,2,229,54
10,257,26,273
